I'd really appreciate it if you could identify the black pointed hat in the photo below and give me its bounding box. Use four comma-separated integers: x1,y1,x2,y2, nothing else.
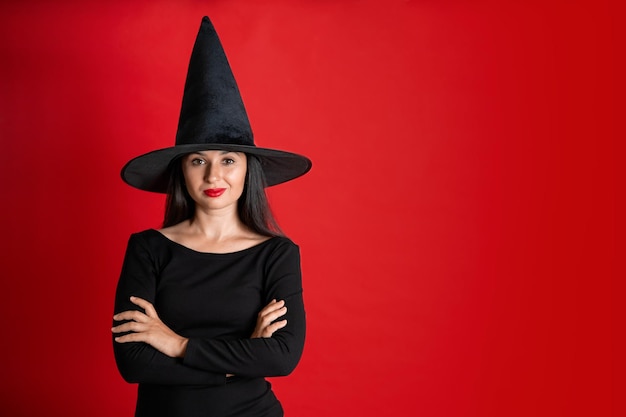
121,16,311,193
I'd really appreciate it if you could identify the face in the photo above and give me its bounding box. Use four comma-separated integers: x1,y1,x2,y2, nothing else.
182,150,247,213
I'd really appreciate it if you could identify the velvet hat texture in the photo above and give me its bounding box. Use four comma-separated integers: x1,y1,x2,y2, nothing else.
121,16,312,193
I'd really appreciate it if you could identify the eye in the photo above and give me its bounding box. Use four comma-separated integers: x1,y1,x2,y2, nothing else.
190,158,206,166
222,158,236,165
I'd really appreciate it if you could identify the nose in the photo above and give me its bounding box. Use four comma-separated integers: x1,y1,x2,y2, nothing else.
204,162,222,183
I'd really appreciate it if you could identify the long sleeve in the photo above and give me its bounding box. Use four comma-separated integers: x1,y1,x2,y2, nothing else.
182,240,306,377
113,233,226,386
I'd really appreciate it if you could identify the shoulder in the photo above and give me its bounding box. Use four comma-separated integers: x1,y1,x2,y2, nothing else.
235,229,299,255
157,220,188,237
262,236,302,269
265,235,300,253
128,229,161,244
124,229,167,256
261,236,303,294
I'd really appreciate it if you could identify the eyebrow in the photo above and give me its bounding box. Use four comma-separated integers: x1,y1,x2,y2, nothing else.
190,150,237,156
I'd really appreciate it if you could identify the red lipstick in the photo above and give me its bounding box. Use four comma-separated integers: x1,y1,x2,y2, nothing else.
204,188,226,197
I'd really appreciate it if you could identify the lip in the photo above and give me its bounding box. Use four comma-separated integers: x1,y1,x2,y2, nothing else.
204,188,226,197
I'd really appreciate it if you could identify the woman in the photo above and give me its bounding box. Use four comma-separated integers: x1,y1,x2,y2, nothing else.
112,17,311,417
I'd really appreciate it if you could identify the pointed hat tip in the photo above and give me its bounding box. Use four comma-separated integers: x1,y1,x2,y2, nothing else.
201,16,213,28
120,14,311,192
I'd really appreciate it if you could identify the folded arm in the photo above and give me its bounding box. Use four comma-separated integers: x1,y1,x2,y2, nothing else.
112,234,226,385
113,234,305,382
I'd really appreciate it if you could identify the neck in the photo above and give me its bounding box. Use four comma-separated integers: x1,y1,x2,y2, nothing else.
188,207,246,240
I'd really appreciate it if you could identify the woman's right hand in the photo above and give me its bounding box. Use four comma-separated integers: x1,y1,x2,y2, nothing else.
251,299,287,338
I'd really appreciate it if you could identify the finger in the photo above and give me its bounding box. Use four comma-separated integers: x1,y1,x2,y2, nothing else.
262,320,288,337
130,296,158,318
257,307,287,329
258,300,285,317
114,332,146,344
111,321,147,334
113,310,148,322
259,306,287,325
263,299,283,310
268,299,277,305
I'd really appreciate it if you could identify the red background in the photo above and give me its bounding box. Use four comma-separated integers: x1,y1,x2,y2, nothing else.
0,1,615,416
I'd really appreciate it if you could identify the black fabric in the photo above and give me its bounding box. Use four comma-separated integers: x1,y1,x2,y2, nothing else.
120,16,312,193
176,16,253,147
113,229,305,417
121,143,312,193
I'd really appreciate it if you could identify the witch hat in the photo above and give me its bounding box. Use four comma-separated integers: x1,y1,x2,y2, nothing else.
121,16,311,193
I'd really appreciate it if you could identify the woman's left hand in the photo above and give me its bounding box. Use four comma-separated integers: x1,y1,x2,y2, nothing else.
251,299,288,338
112,296,188,358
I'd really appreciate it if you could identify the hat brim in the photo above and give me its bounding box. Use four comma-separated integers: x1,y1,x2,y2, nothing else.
121,144,312,193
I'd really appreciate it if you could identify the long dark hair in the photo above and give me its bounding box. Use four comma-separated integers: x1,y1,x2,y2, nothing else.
163,153,283,237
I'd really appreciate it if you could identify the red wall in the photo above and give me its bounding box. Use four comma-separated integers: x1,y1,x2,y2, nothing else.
0,1,615,416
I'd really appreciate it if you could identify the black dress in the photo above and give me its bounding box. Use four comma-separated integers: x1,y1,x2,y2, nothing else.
113,229,306,417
